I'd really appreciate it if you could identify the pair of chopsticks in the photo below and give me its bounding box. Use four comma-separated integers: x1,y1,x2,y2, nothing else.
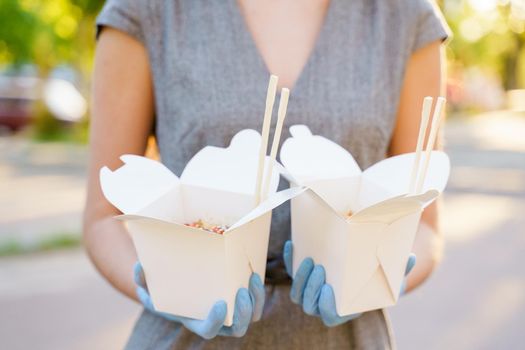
408,96,447,195
254,75,290,206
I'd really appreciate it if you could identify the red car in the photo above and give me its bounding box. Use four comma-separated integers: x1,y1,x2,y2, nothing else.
0,76,40,133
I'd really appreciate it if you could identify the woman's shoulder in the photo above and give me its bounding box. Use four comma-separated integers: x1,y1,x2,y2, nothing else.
366,0,443,22
368,0,451,52
96,0,171,43
381,0,440,13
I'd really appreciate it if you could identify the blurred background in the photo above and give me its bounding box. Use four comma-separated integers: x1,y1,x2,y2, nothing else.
0,0,524,349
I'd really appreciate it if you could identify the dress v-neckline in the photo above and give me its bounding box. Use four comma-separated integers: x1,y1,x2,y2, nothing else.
230,0,336,92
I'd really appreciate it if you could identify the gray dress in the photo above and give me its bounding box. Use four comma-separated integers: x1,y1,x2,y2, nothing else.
96,0,449,348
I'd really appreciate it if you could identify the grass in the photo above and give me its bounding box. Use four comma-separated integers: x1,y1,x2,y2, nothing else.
0,233,82,257
0,240,25,256
30,107,90,144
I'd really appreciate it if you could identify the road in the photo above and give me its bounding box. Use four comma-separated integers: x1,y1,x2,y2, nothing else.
390,112,525,350
0,138,86,246
0,112,524,349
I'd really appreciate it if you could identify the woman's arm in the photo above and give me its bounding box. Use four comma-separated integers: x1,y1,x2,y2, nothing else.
83,27,154,301
389,40,446,292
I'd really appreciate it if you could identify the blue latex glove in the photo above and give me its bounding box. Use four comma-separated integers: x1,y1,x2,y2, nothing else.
283,240,416,327
133,262,265,339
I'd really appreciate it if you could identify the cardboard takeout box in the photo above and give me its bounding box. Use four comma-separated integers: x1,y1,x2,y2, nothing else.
280,125,450,316
100,129,303,325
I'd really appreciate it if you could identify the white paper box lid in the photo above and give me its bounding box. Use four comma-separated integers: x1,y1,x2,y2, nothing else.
280,125,361,181
100,155,179,215
181,129,280,195
362,152,450,197
280,125,450,210
100,129,282,221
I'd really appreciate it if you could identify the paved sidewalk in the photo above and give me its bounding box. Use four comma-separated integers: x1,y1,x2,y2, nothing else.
0,249,140,350
0,138,87,246
390,112,525,350
0,112,524,349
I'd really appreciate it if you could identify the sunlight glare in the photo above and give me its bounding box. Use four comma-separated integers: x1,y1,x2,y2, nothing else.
468,0,498,12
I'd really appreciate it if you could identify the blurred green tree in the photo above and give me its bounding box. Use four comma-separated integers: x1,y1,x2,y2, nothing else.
0,0,104,74
445,0,525,90
0,0,104,141
0,0,523,134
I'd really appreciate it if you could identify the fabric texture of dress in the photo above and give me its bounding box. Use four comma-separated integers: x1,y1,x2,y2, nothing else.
96,1,450,348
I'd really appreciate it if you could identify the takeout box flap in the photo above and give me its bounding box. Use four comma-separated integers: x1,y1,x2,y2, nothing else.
341,193,432,311
362,151,450,196
114,181,297,235
342,210,426,314
229,186,307,231
376,211,423,303
349,190,438,224
114,214,226,238
343,266,396,314
100,155,180,215
181,129,280,195
342,215,419,312
112,186,302,233
341,221,389,307
303,177,361,214
280,125,362,184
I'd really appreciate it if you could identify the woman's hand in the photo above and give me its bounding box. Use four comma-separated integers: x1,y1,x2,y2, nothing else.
283,240,416,327
133,262,265,339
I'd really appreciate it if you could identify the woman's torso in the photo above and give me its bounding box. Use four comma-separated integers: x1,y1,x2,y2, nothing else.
96,0,448,348
147,0,409,266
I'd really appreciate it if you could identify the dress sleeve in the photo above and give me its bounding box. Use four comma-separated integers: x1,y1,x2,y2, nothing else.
411,0,452,52
95,0,144,43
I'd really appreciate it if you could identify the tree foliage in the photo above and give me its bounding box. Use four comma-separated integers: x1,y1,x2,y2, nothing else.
0,0,104,141
0,0,104,74
1,0,524,90
445,0,525,89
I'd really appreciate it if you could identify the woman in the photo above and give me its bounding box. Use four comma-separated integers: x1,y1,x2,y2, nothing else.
84,0,450,348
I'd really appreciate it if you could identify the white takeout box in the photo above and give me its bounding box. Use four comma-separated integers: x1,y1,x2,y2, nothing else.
100,129,304,326
279,125,450,316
